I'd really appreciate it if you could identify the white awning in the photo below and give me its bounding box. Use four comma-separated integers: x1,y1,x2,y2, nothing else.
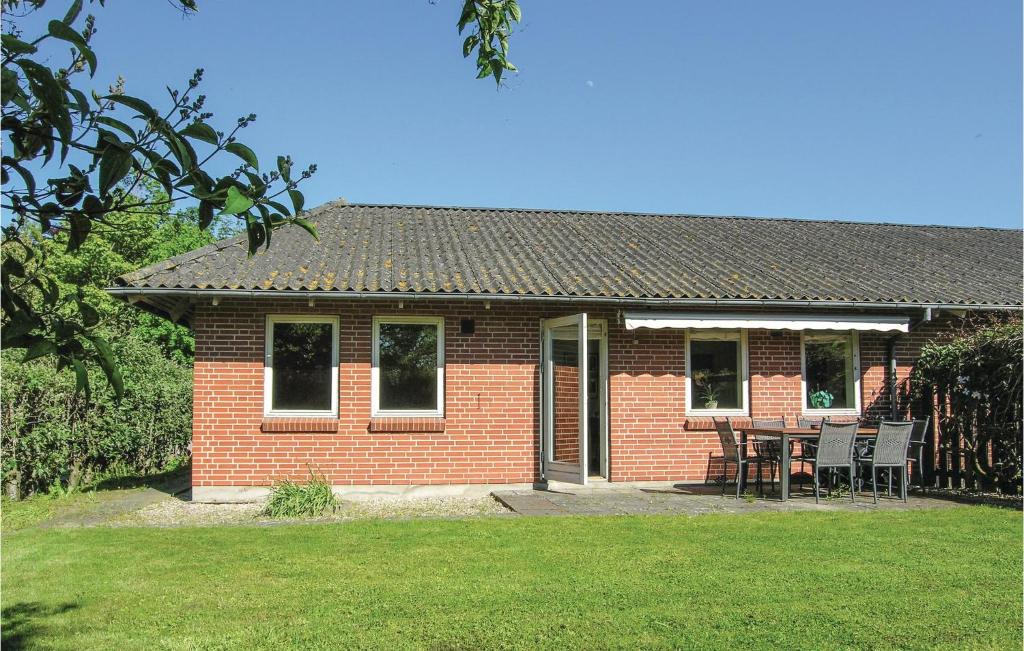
623,311,910,333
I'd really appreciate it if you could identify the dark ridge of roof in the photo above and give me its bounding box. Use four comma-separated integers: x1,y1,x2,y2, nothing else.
114,202,1024,307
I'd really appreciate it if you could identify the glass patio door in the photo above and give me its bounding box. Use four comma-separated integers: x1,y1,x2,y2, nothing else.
541,313,588,485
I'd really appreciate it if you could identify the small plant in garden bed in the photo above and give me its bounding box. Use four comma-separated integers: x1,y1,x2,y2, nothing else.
263,468,337,518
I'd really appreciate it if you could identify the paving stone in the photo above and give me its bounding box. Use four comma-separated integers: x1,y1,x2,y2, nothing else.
491,484,961,517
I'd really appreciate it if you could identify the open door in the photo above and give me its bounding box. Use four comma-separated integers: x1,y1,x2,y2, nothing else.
541,313,588,485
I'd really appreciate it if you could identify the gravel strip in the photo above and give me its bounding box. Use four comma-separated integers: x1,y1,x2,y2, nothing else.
110,495,512,528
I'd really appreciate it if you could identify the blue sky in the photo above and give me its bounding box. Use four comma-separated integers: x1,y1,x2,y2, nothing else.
17,1,1024,228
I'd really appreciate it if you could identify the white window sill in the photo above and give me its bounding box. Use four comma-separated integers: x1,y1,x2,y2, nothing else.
687,410,749,418
264,412,338,418
372,411,445,418
803,409,860,417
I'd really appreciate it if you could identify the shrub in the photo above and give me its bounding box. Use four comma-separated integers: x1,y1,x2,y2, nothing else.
911,316,1022,493
1,333,192,498
263,469,338,518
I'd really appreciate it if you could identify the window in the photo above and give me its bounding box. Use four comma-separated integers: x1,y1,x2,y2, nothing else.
802,331,860,414
685,330,748,415
264,315,338,416
372,316,445,416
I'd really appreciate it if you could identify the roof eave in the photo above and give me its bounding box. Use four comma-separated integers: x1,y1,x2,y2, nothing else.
105,286,1020,313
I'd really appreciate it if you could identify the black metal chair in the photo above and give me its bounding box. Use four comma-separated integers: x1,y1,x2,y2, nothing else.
751,418,787,492
854,418,881,467
805,421,859,503
857,421,915,503
794,416,826,489
714,418,767,498
907,416,931,488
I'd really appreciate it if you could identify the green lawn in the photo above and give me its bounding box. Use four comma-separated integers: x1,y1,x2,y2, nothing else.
2,507,1021,649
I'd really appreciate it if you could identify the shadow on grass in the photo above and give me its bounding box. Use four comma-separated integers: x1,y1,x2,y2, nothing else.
89,464,190,497
2,602,79,650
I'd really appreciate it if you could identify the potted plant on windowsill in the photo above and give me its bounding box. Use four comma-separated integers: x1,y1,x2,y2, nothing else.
700,385,719,410
809,389,834,409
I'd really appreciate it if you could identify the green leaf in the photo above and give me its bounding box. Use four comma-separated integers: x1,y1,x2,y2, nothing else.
164,132,195,172
1,312,38,346
104,94,158,119
23,339,57,362
77,299,100,328
68,87,91,118
198,200,215,229
17,60,72,143
32,276,60,307
457,1,477,33
98,145,133,195
47,20,96,76
476,64,493,79
1,35,37,55
288,189,304,215
88,335,123,401
180,121,219,145
225,142,259,170
95,116,136,140
2,68,19,105
67,212,92,251
3,157,35,195
2,256,26,278
292,217,319,241
71,358,90,403
265,199,290,217
63,0,84,25
139,149,181,177
276,155,292,183
256,204,272,249
244,216,266,254
463,34,479,58
507,0,522,22
220,186,254,215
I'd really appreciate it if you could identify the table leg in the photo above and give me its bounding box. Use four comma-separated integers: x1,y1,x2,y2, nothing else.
739,430,748,495
780,433,790,501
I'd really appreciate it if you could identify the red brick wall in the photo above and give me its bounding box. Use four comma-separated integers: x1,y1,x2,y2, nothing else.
192,299,964,487
749,330,803,419
551,362,580,463
860,316,963,419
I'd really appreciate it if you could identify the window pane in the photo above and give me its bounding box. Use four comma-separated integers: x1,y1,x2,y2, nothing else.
272,322,333,411
379,323,439,411
805,338,852,409
690,339,741,410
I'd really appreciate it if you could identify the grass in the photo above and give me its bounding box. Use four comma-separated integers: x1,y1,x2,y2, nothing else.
1,466,189,532
2,506,1021,649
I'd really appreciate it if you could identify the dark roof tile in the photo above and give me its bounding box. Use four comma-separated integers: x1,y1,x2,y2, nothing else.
114,202,1023,306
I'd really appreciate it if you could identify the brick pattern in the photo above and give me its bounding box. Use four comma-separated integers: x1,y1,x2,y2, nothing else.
367,417,446,433
261,418,339,433
193,298,962,487
860,316,962,419
749,330,803,419
552,362,580,463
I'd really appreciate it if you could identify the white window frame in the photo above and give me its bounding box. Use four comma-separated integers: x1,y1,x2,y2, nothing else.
263,314,339,417
371,315,445,417
685,329,749,417
801,330,861,416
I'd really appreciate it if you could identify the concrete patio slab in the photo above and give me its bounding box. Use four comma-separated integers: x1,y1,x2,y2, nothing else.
491,483,963,517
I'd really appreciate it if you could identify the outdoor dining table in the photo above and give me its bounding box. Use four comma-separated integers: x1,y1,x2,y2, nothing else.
734,427,879,501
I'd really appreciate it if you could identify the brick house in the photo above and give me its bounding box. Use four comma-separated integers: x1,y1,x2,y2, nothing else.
109,203,1022,501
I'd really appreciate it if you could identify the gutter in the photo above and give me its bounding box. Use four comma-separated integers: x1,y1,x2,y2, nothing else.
103,287,1019,313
